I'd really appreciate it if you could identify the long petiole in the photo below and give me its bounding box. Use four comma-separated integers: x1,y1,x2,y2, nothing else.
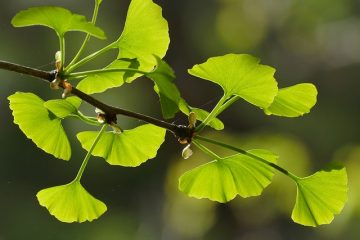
193,140,221,159
58,34,65,71
65,68,149,79
194,135,299,181
195,94,229,132
216,95,240,117
68,111,101,126
74,124,107,182
67,0,102,68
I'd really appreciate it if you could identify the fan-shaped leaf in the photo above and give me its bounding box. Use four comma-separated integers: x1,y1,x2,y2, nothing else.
292,167,348,226
44,97,80,118
265,83,318,117
11,6,105,38
77,124,166,167
117,0,170,68
179,149,278,203
37,181,107,223
8,92,71,160
188,54,278,108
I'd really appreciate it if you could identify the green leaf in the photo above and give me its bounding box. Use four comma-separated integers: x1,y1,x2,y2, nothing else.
178,99,224,130
77,124,166,167
188,54,278,108
11,6,106,38
179,149,278,203
44,97,80,118
292,167,348,227
264,83,318,117
77,58,140,94
8,92,71,160
37,181,107,223
146,56,180,119
117,0,170,68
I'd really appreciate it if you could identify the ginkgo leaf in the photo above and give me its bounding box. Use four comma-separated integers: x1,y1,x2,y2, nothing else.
11,6,106,38
117,0,170,68
8,92,71,160
77,58,141,94
264,83,318,117
146,56,180,119
179,149,278,203
44,97,80,118
37,181,107,223
77,124,166,167
291,167,348,227
188,54,278,108
178,98,224,130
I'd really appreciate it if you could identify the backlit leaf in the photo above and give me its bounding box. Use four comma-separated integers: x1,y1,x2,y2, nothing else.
265,83,318,117
117,0,170,68
77,124,166,167
37,181,107,223
188,54,278,108
292,167,348,226
44,97,80,118
11,6,105,38
8,92,71,160
179,149,278,203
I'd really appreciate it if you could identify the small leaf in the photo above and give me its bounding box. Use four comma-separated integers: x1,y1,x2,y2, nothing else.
8,92,71,160
264,83,318,117
37,181,107,223
188,54,278,108
11,6,106,38
77,58,141,94
179,99,224,130
146,56,181,119
77,124,166,167
179,149,278,203
44,97,80,118
291,167,348,227
117,0,170,68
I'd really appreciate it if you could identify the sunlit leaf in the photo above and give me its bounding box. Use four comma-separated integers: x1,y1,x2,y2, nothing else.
11,6,106,38
179,149,278,203
264,83,318,117
146,56,180,119
179,99,224,130
188,54,278,108
8,92,71,160
77,124,166,167
44,97,80,118
117,0,169,68
77,58,140,94
37,181,107,223
292,166,348,227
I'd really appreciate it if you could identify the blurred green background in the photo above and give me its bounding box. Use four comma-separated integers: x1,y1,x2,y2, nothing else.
1,0,360,239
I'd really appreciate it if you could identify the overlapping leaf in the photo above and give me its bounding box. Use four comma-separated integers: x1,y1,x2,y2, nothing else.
77,124,166,167
188,54,278,108
37,181,107,223
292,167,348,226
8,92,71,160
44,97,81,118
265,83,318,117
179,149,278,202
11,6,105,38
117,0,170,67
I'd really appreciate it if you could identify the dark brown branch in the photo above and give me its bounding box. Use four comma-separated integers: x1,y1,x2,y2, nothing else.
0,60,192,140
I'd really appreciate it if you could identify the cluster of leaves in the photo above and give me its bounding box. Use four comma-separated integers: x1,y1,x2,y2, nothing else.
4,0,347,226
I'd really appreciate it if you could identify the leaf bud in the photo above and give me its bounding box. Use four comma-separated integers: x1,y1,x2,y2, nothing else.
182,144,193,159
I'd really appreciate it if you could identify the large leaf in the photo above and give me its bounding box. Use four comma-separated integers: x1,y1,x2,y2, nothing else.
188,54,278,108
146,56,181,119
11,6,105,38
8,92,71,160
179,149,278,203
44,97,81,118
77,124,166,167
37,181,107,223
117,0,170,67
76,58,140,94
178,99,224,130
265,83,318,117
292,167,348,227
